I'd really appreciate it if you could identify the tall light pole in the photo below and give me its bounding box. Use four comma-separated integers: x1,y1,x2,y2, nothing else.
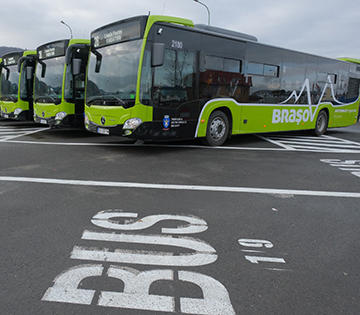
60,20,73,39
193,0,210,25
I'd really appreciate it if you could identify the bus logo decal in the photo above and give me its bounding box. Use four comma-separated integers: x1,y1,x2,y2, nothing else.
272,76,352,125
101,117,106,125
163,115,170,130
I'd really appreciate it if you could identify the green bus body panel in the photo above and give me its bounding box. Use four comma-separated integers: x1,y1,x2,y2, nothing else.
34,101,75,118
85,104,152,127
196,99,359,137
2,99,29,114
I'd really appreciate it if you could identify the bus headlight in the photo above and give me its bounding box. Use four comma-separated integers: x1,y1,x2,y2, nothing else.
55,111,67,123
84,114,89,125
14,108,23,116
123,118,142,130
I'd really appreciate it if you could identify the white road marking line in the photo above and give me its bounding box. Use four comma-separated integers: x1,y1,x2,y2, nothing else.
5,139,360,153
256,135,296,150
0,176,360,198
257,134,360,153
2,131,360,153
0,127,47,142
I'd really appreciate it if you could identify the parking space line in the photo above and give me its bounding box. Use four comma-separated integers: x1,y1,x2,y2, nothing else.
0,127,48,142
257,134,360,153
0,176,360,198
4,138,360,154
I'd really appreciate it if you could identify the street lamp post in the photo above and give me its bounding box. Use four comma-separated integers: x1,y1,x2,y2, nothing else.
193,0,211,25
60,20,73,39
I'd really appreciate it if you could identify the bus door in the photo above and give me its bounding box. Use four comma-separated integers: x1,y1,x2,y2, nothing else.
18,54,37,119
145,25,200,140
65,44,90,127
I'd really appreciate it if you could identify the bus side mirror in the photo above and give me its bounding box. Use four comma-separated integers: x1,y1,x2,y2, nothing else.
38,60,46,78
152,43,165,67
26,66,33,80
95,55,102,73
73,58,82,76
91,49,102,73
5,67,10,81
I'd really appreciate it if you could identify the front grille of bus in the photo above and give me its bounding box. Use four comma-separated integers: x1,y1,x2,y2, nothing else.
34,115,55,125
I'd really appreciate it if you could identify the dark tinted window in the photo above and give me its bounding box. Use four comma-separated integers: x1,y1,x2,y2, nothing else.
247,62,279,77
151,48,196,107
247,62,263,75
347,78,360,102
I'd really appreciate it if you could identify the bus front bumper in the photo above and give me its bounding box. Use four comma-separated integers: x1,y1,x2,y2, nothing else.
85,120,124,136
2,109,29,120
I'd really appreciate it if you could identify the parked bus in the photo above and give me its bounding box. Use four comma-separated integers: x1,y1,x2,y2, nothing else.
338,57,360,121
84,15,360,146
0,50,37,120
34,39,90,127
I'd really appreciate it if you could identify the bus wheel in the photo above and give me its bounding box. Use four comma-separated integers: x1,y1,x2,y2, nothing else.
202,110,229,146
313,110,328,136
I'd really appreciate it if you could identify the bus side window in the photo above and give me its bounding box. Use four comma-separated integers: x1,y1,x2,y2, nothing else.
153,49,195,107
347,78,360,103
140,49,152,104
200,55,247,102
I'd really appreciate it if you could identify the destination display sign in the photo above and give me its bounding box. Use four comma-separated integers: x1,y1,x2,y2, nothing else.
92,18,145,48
37,40,69,60
2,52,22,66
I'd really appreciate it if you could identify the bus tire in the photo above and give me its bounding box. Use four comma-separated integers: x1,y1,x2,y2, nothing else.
313,110,328,136
202,110,229,146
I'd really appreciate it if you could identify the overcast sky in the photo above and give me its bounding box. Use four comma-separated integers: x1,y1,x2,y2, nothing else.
2,0,360,59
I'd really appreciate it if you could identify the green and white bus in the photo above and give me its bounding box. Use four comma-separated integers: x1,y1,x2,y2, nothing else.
34,39,90,127
0,50,37,120
84,15,360,146
339,57,360,121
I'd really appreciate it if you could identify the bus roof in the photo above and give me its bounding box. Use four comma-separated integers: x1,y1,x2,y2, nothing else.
1,50,24,59
338,57,360,65
194,24,258,42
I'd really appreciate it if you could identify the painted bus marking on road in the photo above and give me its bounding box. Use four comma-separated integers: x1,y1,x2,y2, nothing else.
321,159,360,178
43,265,235,314
238,238,290,272
71,230,218,266
91,211,208,234
42,210,236,314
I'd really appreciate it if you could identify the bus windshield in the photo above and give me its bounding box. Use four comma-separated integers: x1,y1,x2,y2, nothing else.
1,65,19,102
86,39,142,107
35,56,65,104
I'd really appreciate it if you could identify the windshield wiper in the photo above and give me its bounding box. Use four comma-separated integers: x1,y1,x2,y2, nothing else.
1,95,18,102
87,94,126,106
34,95,58,103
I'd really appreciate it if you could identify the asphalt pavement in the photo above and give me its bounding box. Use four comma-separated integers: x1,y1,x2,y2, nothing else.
1,119,360,315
